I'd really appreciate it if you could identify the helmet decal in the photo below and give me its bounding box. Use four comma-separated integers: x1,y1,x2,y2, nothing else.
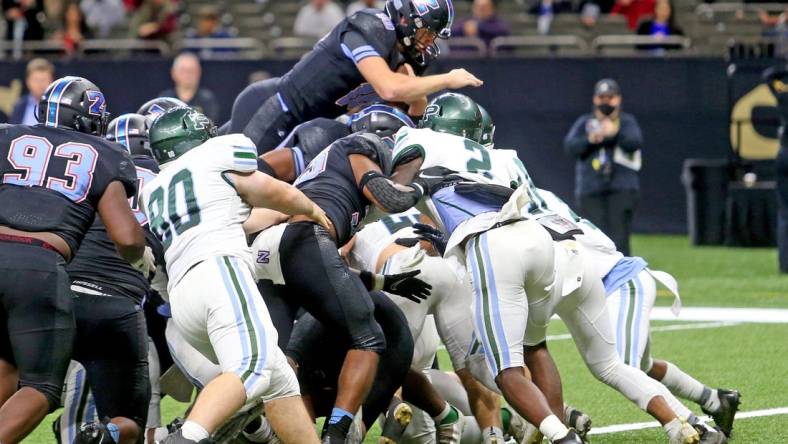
85,90,106,116
45,77,78,127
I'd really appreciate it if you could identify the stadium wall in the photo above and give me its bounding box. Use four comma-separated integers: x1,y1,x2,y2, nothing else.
0,57,736,233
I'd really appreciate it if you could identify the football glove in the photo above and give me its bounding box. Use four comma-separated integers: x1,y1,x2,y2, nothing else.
382,269,431,303
413,223,447,256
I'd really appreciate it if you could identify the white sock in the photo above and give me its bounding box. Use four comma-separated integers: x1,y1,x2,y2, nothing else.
432,402,451,422
482,426,504,444
538,415,569,441
702,389,721,413
181,421,209,441
661,362,708,404
663,418,683,440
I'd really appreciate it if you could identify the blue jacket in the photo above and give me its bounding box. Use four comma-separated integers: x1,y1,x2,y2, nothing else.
563,111,643,197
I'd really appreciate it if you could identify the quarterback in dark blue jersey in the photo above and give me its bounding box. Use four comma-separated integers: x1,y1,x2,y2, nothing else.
226,0,482,154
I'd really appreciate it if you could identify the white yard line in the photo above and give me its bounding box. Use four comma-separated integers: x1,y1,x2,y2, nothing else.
544,321,741,341
589,407,788,435
650,307,788,324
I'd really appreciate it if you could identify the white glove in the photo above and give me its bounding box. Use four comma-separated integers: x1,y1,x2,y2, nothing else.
130,246,156,279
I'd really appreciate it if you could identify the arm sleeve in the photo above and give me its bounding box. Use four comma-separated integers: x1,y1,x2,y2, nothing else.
212,135,260,173
340,12,393,64
563,115,598,158
617,115,644,153
340,29,384,64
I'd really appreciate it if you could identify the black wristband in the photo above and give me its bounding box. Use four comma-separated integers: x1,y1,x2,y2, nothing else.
359,170,385,190
359,270,374,291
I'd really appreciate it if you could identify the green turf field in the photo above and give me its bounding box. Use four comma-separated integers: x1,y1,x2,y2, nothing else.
26,235,788,443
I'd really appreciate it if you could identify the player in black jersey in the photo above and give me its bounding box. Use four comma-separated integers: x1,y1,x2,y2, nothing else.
257,104,414,183
0,76,147,444
226,0,482,154
254,129,428,443
64,113,161,444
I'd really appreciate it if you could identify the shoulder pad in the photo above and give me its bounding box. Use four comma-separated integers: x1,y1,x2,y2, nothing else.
342,132,393,176
346,10,396,47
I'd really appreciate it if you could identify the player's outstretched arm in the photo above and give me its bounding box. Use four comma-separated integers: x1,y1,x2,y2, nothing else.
99,180,146,263
350,154,423,214
227,170,332,230
357,56,483,104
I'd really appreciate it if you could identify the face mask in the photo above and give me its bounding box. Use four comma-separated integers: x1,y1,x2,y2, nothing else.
596,103,616,116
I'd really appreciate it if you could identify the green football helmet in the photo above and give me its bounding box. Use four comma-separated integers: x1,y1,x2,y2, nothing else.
149,106,217,165
477,104,495,149
419,92,482,141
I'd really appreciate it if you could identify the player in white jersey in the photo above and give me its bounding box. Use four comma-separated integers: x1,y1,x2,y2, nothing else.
347,210,530,444
390,93,701,444
142,107,330,444
537,188,738,440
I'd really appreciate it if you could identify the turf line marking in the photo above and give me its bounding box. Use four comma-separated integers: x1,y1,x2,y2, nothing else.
589,407,788,435
543,321,741,341
651,307,788,324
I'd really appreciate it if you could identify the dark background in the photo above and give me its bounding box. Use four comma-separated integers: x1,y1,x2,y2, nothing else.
0,57,753,233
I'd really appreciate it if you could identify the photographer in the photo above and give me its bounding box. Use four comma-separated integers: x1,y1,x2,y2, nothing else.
564,78,643,255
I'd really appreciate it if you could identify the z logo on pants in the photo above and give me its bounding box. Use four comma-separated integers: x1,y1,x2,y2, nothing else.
256,250,270,264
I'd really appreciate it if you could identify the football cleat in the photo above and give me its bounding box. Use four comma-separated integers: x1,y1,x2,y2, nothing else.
702,389,740,438
435,411,464,444
694,423,728,444
564,405,592,440
380,402,413,443
670,421,701,444
503,406,542,444
73,421,114,444
551,430,584,444
242,416,281,443
155,429,214,444
321,416,353,444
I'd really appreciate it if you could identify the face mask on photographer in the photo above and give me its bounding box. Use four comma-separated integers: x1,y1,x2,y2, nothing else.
596,103,617,116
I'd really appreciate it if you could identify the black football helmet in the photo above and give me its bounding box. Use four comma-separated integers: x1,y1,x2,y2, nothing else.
350,104,415,149
106,113,152,157
385,0,454,67
137,97,188,119
37,76,110,136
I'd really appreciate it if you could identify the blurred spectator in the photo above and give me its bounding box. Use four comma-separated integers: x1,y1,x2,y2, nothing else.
293,0,344,39
51,1,91,54
580,1,600,28
185,5,231,38
10,57,54,125
563,79,643,255
451,0,510,46
81,0,125,38
580,0,615,14
636,0,683,50
129,0,177,42
611,0,655,30
43,0,65,25
528,0,573,35
3,0,45,41
346,0,383,16
248,70,271,85
158,52,220,122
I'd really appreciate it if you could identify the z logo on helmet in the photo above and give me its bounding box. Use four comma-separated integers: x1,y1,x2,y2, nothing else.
412,0,440,15
85,90,106,116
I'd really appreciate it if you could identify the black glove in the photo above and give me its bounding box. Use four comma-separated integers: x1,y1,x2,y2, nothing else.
382,269,431,303
412,166,460,196
413,223,447,256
